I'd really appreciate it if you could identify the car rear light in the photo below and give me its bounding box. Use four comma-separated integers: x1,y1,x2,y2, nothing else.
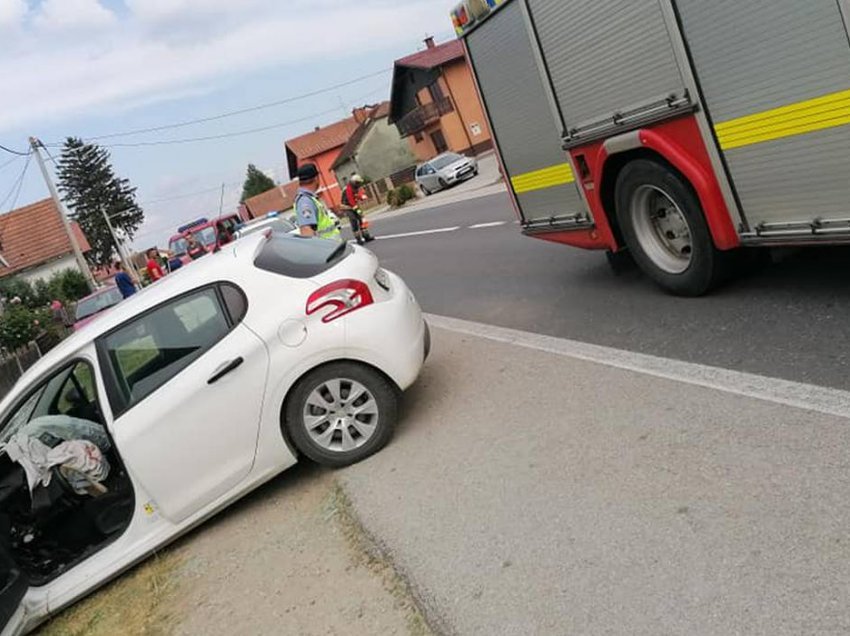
306,279,374,323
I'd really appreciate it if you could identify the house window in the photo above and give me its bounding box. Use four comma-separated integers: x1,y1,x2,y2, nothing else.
430,129,449,154
428,81,446,103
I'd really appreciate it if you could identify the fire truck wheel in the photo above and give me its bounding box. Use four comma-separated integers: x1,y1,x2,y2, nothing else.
615,159,720,296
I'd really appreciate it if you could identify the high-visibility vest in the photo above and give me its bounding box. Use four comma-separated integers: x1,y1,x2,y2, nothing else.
294,192,341,242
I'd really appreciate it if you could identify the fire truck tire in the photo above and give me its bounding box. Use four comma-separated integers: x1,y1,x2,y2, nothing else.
614,159,722,297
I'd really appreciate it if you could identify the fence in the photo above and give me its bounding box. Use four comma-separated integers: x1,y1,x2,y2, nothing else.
0,331,63,402
390,165,418,189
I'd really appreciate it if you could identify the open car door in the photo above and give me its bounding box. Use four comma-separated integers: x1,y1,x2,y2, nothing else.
0,545,27,635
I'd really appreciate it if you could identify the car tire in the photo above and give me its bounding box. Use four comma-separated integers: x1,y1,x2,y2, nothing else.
421,185,431,196
614,159,728,296
285,362,398,468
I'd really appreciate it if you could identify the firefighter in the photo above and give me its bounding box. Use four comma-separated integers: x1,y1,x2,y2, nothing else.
342,174,374,245
293,163,342,242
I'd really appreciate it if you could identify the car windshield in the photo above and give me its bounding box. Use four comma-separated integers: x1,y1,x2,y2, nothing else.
75,288,124,321
195,227,217,247
239,218,296,237
431,154,464,170
169,237,189,255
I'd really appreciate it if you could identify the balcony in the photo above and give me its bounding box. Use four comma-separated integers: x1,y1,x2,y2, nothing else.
397,97,454,137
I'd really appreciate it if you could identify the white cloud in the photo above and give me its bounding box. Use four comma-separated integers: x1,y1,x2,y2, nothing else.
35,0,117,32
125,0,256,23
0,0,27,29
0,1,455,133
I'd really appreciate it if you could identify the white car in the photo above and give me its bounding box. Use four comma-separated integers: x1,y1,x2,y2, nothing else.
415,152,479,196
0,233,428,635
233,213,299,239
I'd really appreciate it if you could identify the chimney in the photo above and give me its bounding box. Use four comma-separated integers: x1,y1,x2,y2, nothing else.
314,126,321,132
424,36,436,49
352,107,370,125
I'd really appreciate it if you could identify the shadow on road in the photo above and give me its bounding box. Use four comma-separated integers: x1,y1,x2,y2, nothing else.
729,246,850,297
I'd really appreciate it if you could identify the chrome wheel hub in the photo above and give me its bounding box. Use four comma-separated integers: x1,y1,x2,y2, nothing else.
303,379,379,453
631,185,694,275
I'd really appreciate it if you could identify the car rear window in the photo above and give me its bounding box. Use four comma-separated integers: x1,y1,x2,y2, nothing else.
253,235,352,279
75,288,124,321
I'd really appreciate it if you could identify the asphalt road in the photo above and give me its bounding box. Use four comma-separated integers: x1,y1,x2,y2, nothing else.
343,328,850,636
362,190,850,390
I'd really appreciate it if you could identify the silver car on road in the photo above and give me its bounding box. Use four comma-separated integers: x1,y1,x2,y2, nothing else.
415,152,479,196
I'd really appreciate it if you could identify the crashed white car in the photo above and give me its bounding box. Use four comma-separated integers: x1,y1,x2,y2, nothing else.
0,233,428,634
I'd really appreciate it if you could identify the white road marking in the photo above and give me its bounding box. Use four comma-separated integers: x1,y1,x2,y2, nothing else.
469,221,507,229
376,227,460,240
426,314,850,419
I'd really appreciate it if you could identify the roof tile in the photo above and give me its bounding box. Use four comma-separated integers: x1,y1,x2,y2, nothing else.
285,117,360,160
0,198,90,277
395,39,464,70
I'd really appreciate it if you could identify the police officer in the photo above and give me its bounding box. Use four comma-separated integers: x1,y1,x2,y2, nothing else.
293,163,342,241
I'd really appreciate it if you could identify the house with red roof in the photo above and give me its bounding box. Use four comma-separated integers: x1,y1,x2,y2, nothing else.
0,198,91,284
389,37,493,162
285,116,360,209
331,101,416,187
242,180,301,218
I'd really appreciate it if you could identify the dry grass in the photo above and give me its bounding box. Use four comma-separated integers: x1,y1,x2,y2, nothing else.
35,550,183,636
325,481,434,636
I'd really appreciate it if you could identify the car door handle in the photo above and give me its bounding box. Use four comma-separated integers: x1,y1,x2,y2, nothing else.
207,357,244,385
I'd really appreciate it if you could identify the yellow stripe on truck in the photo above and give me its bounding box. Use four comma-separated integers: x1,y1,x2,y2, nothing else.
715,87,850,151
511,163,575,194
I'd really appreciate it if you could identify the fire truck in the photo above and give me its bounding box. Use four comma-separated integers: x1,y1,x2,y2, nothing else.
452,0,850,295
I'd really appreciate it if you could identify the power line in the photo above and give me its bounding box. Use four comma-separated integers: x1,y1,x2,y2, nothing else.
49,68,392,144
0,152,32,212
0,143,29,157
140,184,237,207
97,82,388,151
99,106,343,149
0,155,23,173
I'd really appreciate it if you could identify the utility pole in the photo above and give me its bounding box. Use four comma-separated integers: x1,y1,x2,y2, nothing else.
105,208,142,281
218,182,225,217
101,208,136,279
29,138,97,289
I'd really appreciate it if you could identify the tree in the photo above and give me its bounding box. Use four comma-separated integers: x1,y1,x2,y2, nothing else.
241,164,276,202
57,138,145,268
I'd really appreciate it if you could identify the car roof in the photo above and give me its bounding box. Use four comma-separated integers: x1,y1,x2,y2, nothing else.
423,152,461,166
8,233,267,393
78,285,119,301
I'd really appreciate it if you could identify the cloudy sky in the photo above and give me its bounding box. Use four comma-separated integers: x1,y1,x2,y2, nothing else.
0,0,456,248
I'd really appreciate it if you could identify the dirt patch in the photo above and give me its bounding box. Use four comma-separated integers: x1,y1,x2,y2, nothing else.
36,551,182,636
38,463,432,636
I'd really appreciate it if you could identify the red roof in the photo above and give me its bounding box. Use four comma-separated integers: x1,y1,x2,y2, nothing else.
395,39,464,71
0,198,91,277
285,117,360,160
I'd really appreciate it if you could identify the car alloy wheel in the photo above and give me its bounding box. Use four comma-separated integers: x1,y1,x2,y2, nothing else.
285,362,398,467
303,379,378,453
